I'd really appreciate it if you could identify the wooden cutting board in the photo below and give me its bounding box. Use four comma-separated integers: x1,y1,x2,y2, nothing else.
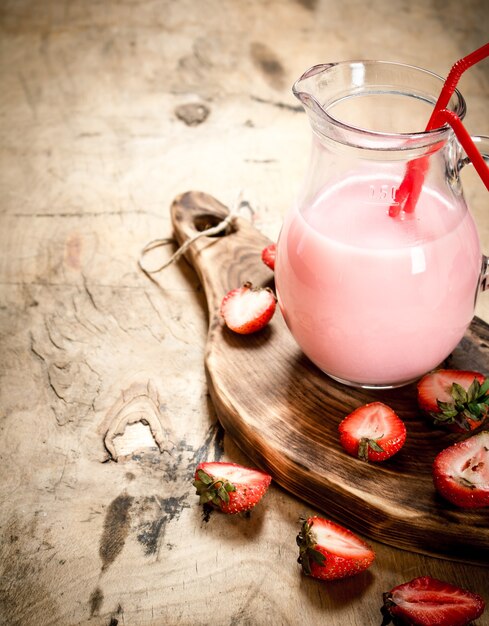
170,191,489,565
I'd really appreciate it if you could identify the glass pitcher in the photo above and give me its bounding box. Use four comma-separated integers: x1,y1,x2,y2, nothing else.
275,61,489,389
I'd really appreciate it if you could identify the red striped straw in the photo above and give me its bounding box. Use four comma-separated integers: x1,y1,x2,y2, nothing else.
389,42,489,218
432,108,489,190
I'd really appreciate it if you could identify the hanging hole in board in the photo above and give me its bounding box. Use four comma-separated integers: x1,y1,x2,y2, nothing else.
193,213,235,237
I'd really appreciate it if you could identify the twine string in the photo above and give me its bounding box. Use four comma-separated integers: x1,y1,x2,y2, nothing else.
138,192,254,278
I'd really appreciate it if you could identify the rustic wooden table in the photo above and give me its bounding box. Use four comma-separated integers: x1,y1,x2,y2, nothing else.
1,1,488,625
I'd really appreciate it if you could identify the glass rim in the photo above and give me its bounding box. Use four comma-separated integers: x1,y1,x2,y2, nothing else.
293,60,467,144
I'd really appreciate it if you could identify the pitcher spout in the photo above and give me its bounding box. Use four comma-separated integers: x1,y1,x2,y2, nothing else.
292,63,336,119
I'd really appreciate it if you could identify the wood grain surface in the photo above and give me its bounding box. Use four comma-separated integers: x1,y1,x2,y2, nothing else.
2,1,489,624
171,190,489,565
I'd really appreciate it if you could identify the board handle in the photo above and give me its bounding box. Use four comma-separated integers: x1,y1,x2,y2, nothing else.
171,191,232,244
170,191,273,320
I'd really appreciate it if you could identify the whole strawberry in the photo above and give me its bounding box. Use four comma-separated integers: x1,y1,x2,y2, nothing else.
193,461,272,514
417,369,489,432
296,516,375,581
220,281,276,334
432,430,489,508
381,576,485,626
338,402,407,462
261,243,276,270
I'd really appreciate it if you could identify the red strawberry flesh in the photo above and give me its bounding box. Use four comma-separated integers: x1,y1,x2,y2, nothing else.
433,430,489,508
193,461,272,514
417,369,488,431
417,370,485,412
220,282,276,334
338,402,406,462
383,576,485,626
297,516,375,581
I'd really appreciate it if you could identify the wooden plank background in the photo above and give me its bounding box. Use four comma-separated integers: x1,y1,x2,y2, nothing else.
1,1,488,625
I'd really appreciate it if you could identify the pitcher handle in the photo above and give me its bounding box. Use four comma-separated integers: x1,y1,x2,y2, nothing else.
480,255,489,293
459,135,489,293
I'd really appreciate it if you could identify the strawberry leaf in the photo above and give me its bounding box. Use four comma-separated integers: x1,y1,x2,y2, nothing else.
217,485,230,503
358,436,384,462
368,439,385,453
199,491,214,504
467,404,481,418
309,548,326,566
436,401,458,417
479,378,489,395
433,377,489,429
451,382,468,404
467,379,480,403
456,414,471,431
193,470,236,509
296,519,326,576
196,470,213,485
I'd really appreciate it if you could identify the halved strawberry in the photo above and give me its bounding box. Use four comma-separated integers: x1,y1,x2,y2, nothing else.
261,243,276,270
432,430,489,508
417,369,489,432
296,516,375,581
338,402,407,462
220,281,276,334
193,461,272,514
381,576,486,626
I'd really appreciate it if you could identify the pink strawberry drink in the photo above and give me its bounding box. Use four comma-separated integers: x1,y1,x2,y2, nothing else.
275,174,482,387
